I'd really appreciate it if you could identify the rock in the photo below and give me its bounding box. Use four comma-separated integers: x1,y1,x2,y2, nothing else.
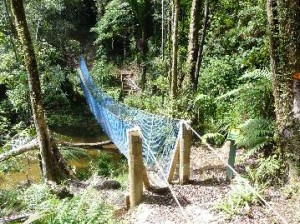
93,180,121,190
86,174,122,190
46,181,74,199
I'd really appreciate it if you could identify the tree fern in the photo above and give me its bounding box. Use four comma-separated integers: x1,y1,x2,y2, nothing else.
236,118,274,158
217,68,272,101
240,68,272,81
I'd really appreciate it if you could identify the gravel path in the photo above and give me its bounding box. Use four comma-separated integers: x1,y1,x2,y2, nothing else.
128,145,229,224
124,143,300,224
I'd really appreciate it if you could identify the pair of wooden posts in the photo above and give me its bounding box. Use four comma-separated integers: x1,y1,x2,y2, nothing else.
126,122,192,208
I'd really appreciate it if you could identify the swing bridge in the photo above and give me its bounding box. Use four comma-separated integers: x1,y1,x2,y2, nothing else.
78,57,191,189
78,56,287,223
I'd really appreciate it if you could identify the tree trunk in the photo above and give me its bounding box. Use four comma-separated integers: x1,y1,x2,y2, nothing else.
266,0,300,179
139,29,147,91
170,0,180,98
161,0,165,58
11,0,71,183
3,0,19,61
186,0,202,89
194,0,209,90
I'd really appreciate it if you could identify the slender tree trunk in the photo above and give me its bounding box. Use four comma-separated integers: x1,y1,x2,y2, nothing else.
170,0,180,98
194,0,209,90
3,0,18,61
266,0,300,179
186,0,202,89
168,1,173,90
11,0,71,183
161,0,165,59
140,29,147,91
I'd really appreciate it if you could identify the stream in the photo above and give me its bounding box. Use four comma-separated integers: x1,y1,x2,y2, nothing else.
0,129,121,189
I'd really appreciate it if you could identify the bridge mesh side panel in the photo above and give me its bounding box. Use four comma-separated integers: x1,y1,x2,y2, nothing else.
79,57,180,175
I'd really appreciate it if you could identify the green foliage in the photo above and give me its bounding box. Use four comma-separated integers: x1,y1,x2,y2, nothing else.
202,132,225,147
193,94,217,133
14,185,116,224
92,0,134,60
0,188,24,216
217,180,262,217
246,155,284,186
91,60,119,89
61,148,90,162
95,153,127,177
23,184,59,212
199,57,242,97
236,118,274,158
220,69,274,127
125,92,166,114
0,128,35,172
30,188,114,224
0,184,116,223
282,182,300,199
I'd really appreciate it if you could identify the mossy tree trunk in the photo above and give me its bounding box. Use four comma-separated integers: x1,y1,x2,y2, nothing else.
266,0,300,179
186,0,202,90
194,0,209,90
170,0,180,99
11,0,71,183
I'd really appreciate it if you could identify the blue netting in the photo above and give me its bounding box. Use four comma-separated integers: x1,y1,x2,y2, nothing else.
79,56,180,175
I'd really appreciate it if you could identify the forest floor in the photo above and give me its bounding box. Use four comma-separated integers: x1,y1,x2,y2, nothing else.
104,143,300,224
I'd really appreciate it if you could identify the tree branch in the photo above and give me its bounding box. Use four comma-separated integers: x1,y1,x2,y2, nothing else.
0,140,114,162
0,139,38,162
58,140,113,150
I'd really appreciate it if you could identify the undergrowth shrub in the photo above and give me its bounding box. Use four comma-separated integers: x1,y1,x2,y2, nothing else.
22,187,115,224
0,188,24,216
217,180,262,217
23,184,59,212
201,132,225,147
94,153,127,178
30,188,114,224
246,155,284,186
236,118,274,159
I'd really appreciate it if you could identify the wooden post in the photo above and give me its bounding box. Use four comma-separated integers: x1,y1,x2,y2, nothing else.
127,128,143,208
226,140,237,182
167,139,180,183
142,163,151,190
179,122,192,185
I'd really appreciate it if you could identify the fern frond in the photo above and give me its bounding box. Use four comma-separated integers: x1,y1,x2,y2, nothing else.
194,94,212,102
236,118,274,157
240,68,272,81
216,87,244,100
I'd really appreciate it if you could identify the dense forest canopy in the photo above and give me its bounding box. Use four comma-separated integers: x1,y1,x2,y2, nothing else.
0,0,300,222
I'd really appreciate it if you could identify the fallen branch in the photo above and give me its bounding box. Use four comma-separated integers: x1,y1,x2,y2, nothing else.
59,140,113,150
0,140,114,162
0,139,38,162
